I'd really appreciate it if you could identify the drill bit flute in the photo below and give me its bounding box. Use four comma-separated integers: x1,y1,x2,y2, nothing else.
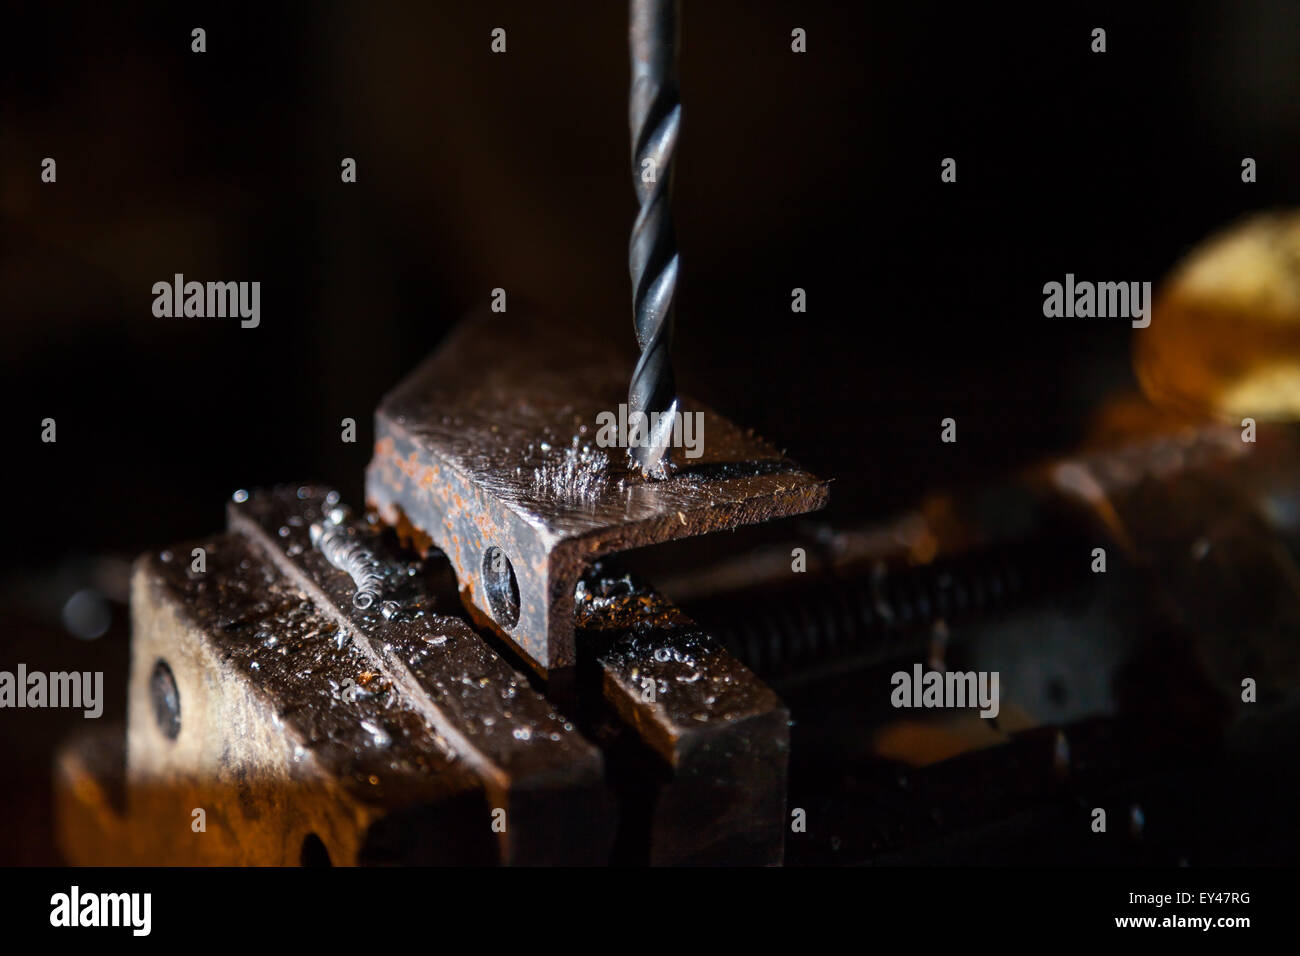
628,0,681,479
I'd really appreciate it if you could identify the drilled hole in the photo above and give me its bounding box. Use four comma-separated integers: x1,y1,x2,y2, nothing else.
482,546,521,629
150,659,181,741
300,832,332,867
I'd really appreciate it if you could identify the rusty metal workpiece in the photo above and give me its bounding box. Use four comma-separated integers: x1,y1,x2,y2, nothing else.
575,562,791,865
366,308,829,672
226,485,614,864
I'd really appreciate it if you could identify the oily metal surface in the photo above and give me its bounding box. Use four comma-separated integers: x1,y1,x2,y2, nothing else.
228,485,613,864
366,308,829,671
575,560,790,865
136,534,475,811
123,535,504,864
576,563,785,764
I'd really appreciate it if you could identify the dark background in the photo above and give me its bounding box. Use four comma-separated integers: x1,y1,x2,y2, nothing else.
0,1,1296,862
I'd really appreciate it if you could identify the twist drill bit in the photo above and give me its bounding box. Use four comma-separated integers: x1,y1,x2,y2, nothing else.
628,0,681,480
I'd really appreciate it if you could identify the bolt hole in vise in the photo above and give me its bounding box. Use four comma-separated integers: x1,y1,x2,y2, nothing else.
300,832,332,867
482,546,521,629
149,659,180,741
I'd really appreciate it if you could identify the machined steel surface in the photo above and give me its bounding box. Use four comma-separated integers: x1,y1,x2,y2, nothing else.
366,308,828,672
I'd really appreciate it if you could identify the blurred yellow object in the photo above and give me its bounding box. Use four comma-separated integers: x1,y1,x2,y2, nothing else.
1136,211,1300,420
